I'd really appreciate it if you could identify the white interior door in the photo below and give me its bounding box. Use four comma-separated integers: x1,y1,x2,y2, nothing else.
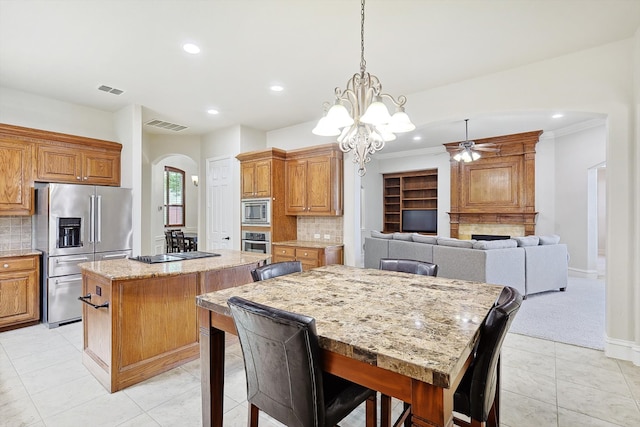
206,157,233,250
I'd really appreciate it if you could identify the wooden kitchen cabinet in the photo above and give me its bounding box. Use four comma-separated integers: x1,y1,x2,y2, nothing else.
36,142,121,186
0,138,34,215
240,159,271,198
285,143,343,216
271,243,343,271
0,255,40,331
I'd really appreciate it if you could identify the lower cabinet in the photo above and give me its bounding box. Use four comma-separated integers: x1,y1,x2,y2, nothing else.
0,255,40,331
271,244,343,271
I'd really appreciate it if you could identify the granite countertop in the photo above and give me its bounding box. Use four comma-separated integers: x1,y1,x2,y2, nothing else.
272,240,344,249
0,249,41,258
197,264,503,388
79,249,269,280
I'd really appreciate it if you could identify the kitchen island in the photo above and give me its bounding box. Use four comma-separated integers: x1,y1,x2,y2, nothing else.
79,249,268,393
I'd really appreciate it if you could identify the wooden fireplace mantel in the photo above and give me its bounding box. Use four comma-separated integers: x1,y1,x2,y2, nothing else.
444,130,543,238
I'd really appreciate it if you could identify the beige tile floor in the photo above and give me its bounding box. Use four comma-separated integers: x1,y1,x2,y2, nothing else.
1,321,639,427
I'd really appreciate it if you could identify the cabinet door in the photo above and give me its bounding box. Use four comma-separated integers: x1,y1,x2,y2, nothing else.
82,150,120,186
271,245,296,263
0,266,38,329
285,160,307,215
306,157,332,214
295,247,320,271
241,162,257,198
254,160,271,197
0,139,33,215
36,144,83,183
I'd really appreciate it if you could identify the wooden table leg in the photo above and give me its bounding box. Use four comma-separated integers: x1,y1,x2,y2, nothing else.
410,379,454,427
199,308,225,427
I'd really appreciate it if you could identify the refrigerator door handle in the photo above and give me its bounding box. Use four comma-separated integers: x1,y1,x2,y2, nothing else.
56,256,91,264
89,194,96,243
96,195,102,243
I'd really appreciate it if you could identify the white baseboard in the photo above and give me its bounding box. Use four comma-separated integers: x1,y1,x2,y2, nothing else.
568,267,599,279
605,336,640,366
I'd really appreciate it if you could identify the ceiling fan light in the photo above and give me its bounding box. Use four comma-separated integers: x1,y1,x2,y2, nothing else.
453,152,463,162
312,116,341,136
361,96,391,126
471,150,481,161
325,101,354,128
387,109,415,133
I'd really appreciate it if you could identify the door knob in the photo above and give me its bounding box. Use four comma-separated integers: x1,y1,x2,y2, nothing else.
223,236,230,240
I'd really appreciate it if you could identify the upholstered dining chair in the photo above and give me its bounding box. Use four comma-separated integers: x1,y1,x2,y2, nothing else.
227,296,377,427
452,285,522,427
378,258,439,277
250,260,303,281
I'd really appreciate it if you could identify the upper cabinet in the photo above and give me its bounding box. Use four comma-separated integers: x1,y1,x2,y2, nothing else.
285,144,343,216
0,123,122,216
240,159,271,198
0,137,34,215
36,142,120,186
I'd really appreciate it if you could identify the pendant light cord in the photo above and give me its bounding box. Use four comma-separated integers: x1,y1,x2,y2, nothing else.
360,0,367,74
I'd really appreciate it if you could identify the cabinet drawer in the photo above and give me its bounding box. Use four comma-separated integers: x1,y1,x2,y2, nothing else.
273,246,295,257
1,256,37,273
295,248,319,260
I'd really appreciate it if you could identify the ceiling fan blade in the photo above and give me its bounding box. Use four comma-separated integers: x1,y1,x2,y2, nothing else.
473,143,497,148
475,147,501,152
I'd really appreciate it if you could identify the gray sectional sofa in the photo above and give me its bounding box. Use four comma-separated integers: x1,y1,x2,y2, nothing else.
364,232,569,298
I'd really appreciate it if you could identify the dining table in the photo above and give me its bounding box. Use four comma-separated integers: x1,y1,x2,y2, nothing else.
195,264,504,427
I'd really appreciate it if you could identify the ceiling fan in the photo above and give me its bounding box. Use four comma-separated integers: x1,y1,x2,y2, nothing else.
452,119,500,162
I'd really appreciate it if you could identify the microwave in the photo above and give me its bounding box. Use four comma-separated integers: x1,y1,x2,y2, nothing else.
241,198,270,225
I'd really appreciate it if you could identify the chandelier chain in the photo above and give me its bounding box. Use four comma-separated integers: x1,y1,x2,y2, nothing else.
360,0,366,74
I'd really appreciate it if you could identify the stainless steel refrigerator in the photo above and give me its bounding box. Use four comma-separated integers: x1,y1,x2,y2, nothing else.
33,183,133,328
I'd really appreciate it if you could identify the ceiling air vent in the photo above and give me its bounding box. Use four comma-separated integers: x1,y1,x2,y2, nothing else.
98,85,124,95
145,119,188,132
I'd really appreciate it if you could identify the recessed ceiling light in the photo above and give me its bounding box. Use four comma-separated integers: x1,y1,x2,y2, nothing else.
413,136,422,141
552,113,564,119
270,85,284,92
183,43,201,54
207,109,219,115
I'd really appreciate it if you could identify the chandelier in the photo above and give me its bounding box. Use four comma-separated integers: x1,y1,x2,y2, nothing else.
312,0,415,176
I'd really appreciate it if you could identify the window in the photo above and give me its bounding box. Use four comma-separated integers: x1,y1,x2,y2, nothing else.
164,166,185,227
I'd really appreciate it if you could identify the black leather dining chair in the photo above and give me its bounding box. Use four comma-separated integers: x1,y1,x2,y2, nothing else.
250,260,303,282
379,258,439,277
452,285,522,427
227,296,377,427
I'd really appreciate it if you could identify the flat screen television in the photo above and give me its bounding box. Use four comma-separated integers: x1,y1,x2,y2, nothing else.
402,210,437,233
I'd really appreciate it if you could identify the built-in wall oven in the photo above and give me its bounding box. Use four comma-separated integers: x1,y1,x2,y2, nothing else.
241,199,270,226
242,230,270,254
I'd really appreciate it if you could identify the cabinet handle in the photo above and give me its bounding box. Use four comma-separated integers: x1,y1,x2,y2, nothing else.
304,252,308,256
78,294,109,309
281,250,285,254
84,177,88,180
3,263,8,268
77,176,81,180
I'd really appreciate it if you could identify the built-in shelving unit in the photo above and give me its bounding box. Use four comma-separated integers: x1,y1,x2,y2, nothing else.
383,169,438,233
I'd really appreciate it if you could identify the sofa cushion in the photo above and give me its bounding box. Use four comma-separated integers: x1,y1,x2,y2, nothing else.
371,231,393,239
437,237,475,249
412,234,437,244
473,239,518,250
392,232,413,241
538,234,561,245
514,236,540,247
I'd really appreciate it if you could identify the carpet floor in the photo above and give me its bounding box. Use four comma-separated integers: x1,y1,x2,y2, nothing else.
509,276,605,350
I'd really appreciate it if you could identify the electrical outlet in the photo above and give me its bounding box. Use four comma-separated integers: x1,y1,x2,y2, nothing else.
314,233,320,239
324,234,330,239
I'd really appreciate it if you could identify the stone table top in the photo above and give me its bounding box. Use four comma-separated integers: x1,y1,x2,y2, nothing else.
0,249,41,258
196,264,503,388
79,249,269,280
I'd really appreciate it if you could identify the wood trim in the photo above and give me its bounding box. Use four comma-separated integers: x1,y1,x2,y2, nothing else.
235,147,287,162
0,123,122,152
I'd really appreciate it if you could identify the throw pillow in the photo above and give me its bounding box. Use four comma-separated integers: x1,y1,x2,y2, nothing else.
412,234,438,244
392,232,413,241
538,234,561,245
371,231,393,239
473,239,518,250
514,236,540,247
437,237,476,249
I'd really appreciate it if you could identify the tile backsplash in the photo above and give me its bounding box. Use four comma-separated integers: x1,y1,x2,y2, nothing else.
297,217,343,243
0,216,32,251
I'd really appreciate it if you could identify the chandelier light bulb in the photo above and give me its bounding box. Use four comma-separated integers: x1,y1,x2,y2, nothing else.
360,96,392,126
325,101,354,128
388,109,416,133
312,116,341,136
